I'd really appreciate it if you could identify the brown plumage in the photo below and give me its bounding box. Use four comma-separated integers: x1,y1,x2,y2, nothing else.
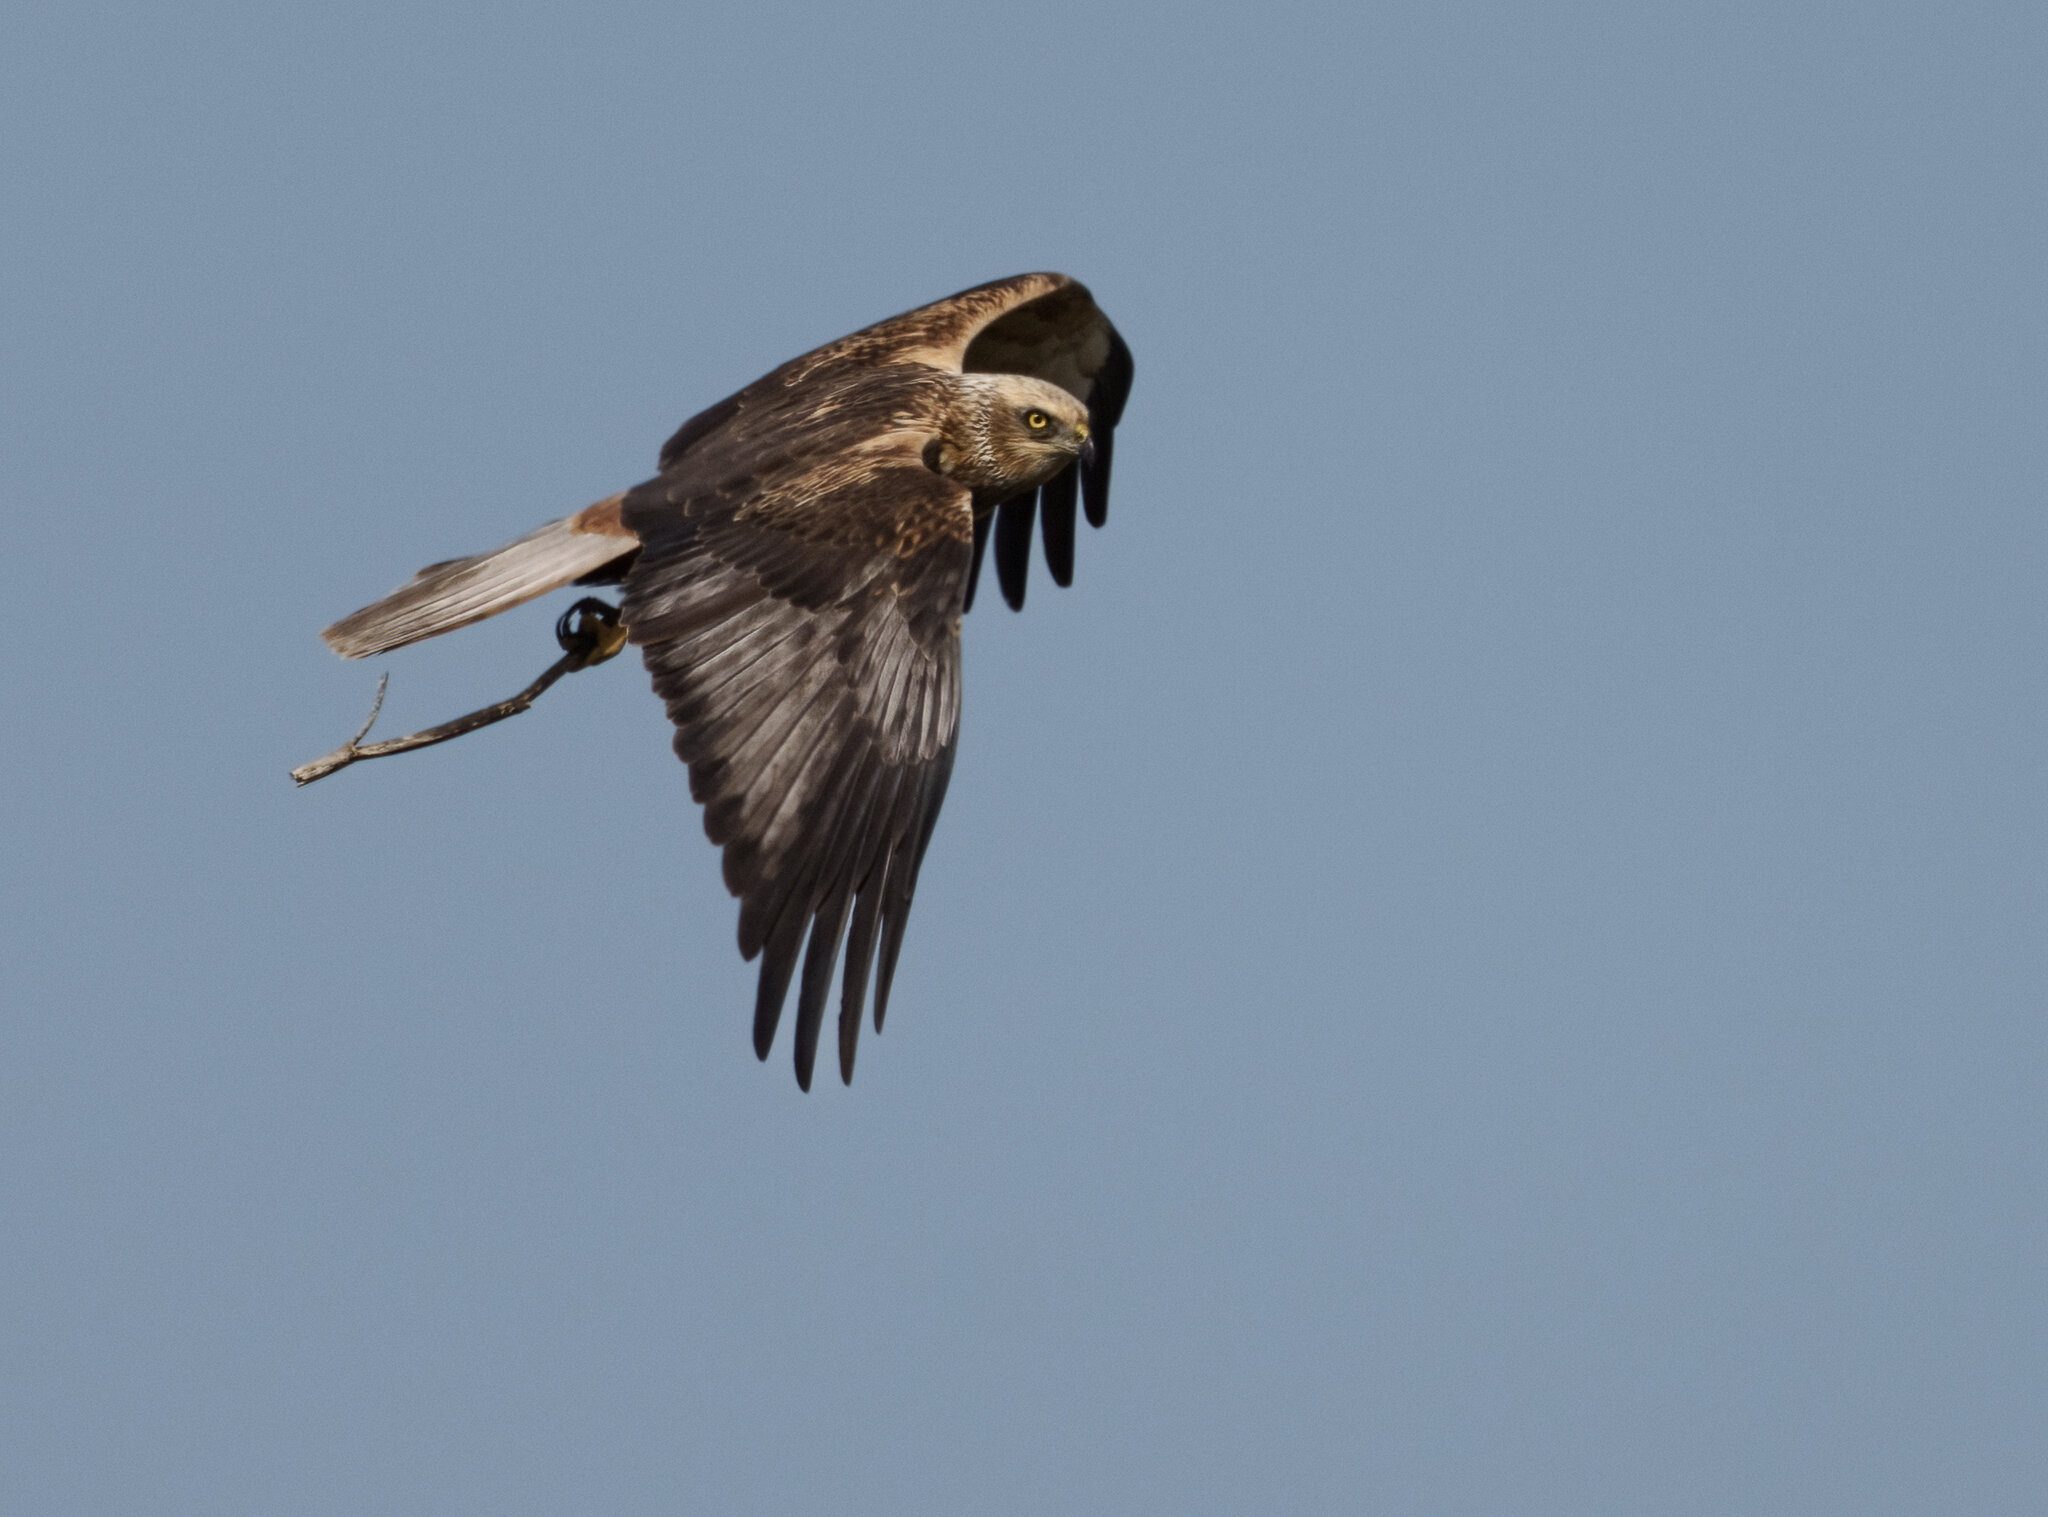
318,273,1134,1088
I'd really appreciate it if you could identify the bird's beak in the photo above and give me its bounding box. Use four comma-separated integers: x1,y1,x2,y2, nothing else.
1077,427,1096,467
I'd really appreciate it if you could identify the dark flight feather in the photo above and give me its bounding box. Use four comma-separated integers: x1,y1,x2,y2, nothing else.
1040,466,1078,586
964,503,995,613
1081,428,1114,529
994,490,1037,611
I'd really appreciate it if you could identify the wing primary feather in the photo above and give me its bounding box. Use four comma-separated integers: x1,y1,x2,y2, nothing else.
792,889,855,1091
1080,427,1114,529
746,721,885,1069
873,747,957,1031
837,869,887,1082
872,851,908,1034
964,503,994,612
1081,323,1132,528
1096,326,1135,428
994,492,1036,611
752,907,808,1060
825,758,910,1080
1040,466,1078,586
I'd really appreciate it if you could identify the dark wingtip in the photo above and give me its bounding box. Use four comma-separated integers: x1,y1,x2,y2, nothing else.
792,901,850,1096
874,922,907,1034
873,943,895,1032
751,921,801,1063
1080,427,1114,529
1041,466,1077,586
838,883,882,1086
1081,324,1131,527
1098,325,1135,429
964,506,994,612
995,492,1036,611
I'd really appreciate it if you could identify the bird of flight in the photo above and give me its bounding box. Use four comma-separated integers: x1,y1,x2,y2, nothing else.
317,273,1134,1088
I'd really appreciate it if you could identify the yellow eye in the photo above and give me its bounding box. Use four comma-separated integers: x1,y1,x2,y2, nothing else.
1026,410,1049,431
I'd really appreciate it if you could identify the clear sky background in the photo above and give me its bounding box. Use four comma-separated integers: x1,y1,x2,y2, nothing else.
4,3,2043,1512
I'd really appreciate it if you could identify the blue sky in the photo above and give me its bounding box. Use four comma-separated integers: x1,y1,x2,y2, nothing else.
4,3,2044,1512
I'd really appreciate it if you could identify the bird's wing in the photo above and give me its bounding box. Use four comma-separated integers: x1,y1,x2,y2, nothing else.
622,376,970,1089
658,274,1134,613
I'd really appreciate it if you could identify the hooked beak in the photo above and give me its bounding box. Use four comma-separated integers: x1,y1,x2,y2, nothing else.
1077,427,1097,467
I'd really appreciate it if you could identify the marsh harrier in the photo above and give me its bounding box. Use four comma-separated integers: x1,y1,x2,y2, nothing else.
320,273,1134,1087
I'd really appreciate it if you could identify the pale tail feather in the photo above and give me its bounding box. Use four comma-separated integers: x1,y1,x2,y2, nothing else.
322,511,635,659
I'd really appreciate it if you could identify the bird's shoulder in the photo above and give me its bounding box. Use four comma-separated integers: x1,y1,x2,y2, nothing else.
633,361,970,559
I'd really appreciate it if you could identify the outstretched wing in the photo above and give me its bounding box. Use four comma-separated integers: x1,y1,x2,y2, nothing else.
660,273,1134,614
622,386,970,1089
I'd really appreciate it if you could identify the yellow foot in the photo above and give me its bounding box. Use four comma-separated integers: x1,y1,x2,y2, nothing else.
555,598,629,665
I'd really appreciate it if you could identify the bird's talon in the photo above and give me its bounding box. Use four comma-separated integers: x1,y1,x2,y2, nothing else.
556,598,627,664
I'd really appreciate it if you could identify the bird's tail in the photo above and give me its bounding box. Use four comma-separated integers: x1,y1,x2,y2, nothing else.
321,496,637,659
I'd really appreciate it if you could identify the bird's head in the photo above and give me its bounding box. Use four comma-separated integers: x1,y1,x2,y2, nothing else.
939,373,1093,492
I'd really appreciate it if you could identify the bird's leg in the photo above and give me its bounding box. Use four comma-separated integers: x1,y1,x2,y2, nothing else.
555,597,629,666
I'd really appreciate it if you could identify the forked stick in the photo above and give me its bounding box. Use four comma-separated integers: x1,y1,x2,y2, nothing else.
291,599,626,788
